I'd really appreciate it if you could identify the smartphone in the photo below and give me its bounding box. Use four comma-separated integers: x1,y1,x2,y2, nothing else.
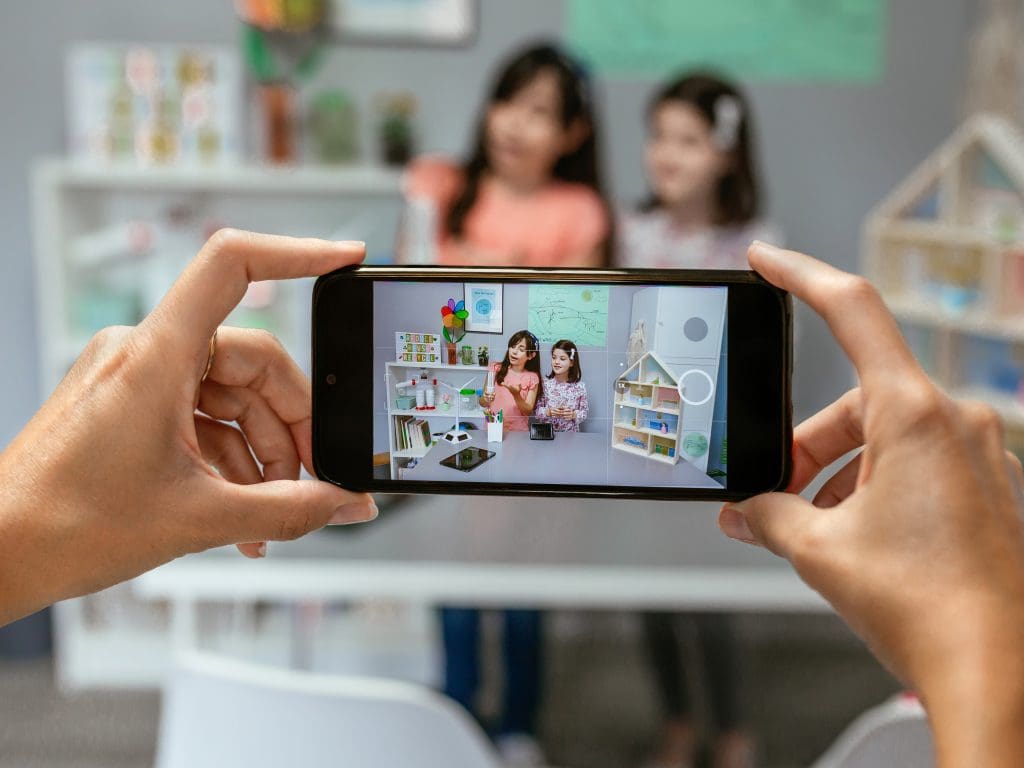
313,266,792,501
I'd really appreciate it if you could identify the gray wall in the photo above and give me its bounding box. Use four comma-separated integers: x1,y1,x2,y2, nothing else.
2,0,974,444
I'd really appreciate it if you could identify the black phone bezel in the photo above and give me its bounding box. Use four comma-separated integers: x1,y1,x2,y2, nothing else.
312,265,792,502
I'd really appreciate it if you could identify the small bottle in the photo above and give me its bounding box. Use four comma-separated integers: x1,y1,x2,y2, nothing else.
485,369,496,395
415,383,426,409
425,378,436,408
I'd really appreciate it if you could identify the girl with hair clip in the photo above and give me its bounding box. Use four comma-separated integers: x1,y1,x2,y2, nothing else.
622,72,774,768
400,41,612,267
617,72,779,270
534,339,588,432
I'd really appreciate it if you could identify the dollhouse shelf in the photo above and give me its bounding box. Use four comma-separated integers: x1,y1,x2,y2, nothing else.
863,114,1024,448
885,294,1024,342
612,352,684,466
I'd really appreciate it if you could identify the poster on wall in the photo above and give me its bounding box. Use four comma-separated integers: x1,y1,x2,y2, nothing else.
566,0,886,83
329,0,476,45
527,284,609,347
464,283,503,333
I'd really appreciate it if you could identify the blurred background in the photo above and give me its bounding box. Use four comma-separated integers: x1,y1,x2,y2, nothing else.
2,1,1021,767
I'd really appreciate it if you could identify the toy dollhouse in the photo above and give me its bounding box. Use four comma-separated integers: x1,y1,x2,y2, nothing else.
863,113,1024,443
612,351,684,465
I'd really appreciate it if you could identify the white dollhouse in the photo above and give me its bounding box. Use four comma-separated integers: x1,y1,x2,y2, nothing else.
613,352,685,465
862,114,1024,449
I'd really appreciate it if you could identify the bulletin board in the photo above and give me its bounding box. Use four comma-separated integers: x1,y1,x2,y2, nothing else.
566,0,886,83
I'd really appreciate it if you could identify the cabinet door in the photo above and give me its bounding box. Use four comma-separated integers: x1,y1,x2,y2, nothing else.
652,286,726,360
661,358,718,431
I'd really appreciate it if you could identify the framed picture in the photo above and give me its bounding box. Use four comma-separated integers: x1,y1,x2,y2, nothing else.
464,283,503,334
328,0,477,46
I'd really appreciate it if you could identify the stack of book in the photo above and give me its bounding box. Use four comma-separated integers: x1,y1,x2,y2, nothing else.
395,415,432,452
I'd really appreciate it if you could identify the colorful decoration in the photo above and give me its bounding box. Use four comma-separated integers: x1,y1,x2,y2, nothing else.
441,298,468,344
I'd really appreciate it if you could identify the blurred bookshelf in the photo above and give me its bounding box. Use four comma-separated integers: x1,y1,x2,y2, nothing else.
31,158,404,689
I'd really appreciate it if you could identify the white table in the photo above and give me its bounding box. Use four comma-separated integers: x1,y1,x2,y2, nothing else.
133,494,828,660
402,430,721,488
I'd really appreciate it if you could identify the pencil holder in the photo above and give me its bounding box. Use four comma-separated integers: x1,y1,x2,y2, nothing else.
487,421,503,443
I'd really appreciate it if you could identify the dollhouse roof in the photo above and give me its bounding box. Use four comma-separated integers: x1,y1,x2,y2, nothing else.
619,351,680,385
870,113,1024,222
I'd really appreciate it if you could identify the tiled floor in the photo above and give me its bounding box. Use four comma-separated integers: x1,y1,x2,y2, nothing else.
0,613,901,768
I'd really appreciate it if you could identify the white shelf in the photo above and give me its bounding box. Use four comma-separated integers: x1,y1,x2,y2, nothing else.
392,445,435,459
37,158,404,195
876,219,1018,249
612,442,650,458
391,408,486,419
614,421,679,439
388,361,490,371
886,294,1024,341
614,399,680,415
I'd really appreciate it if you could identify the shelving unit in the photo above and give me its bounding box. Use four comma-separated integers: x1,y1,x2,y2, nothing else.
383,360,490,479
863,114,1024,457
612,352,684,466
31,158,404,690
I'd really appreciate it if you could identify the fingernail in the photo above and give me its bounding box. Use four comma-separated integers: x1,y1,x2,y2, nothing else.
750,240,782,257
335,240,365,247
329,500,378,525
257,542,267,558
719,505,756,543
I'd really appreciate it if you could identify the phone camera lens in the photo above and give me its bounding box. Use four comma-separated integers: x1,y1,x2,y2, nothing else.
326,374,337,385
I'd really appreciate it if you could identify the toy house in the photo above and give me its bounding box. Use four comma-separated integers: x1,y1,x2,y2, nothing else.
863,113,1024,444
612,351,684,465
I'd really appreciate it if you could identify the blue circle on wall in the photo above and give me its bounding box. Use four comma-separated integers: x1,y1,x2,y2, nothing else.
475,298,492,316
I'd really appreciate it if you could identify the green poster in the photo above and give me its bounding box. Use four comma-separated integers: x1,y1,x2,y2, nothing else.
528,284,609,346
566,0,886,83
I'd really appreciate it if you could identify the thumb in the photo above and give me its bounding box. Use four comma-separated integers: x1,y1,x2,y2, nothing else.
209,479,377,546
718,492,819,561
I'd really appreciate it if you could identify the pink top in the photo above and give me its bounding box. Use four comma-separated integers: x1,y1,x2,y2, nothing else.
404,157,609,267
486,363,540,432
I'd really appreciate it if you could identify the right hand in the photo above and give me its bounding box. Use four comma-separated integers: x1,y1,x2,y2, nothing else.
720,242,1024,763
479,391,495,406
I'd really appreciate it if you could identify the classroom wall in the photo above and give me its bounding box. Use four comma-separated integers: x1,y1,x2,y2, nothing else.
1,0,976,445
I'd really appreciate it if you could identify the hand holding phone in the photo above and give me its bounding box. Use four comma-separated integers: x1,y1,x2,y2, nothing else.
313,265,792,501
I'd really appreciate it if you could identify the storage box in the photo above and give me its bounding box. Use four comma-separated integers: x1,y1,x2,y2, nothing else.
395,395,416,410
487,421,504,443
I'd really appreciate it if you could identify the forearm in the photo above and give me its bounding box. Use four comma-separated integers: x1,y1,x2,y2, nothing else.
921,613,1024,767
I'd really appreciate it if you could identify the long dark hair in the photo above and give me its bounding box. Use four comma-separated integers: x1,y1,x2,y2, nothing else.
547,339,582,383
446,42,613,265
641,72,761,226
497,329,543,402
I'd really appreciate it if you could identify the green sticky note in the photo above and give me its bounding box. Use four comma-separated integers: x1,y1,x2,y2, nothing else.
567,0,886,83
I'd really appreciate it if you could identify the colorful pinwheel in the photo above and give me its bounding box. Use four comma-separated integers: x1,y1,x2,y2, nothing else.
441,298,469,343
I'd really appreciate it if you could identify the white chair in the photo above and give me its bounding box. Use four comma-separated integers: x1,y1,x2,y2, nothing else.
156,651,503,768
812,694,935,768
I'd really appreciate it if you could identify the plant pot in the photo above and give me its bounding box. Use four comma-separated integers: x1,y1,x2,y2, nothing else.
446,342,457,365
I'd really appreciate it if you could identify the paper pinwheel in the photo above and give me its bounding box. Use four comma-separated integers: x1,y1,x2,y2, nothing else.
441,298,469,343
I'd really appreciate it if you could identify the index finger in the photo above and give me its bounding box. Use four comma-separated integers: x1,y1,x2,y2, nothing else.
748,241,923,389
145,229,365,356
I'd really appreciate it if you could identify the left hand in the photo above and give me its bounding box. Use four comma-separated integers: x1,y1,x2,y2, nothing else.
0,229,376,626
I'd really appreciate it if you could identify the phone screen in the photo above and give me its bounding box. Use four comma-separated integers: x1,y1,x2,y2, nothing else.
374,279,730,490
313,266,791,501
